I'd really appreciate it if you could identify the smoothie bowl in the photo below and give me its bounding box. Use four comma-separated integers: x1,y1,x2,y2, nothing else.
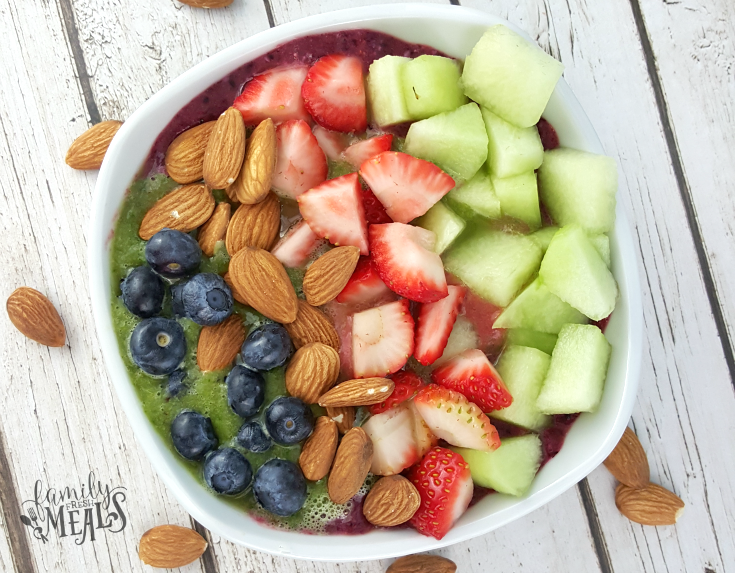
89,4,642,561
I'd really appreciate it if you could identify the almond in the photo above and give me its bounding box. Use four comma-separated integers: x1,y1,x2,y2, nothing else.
165,121,216,184
6,287,66,347
65,120,123,170
299,416,338,481
231,118,276,204
198,202,231,257
387,555,457,573
228,248,298,323
138,524,207,568
139,183,215,240
197,314,245,372
179,0,233,7
615,483,685,526
223,272,248,305
326,406,355,434
303,246,361,306
328,427,373,504
286,342,340,403
363,475,420,527
603,427,650,489
319,378,394,408
226,192,280,255
284,300,340,350
203,107,246,190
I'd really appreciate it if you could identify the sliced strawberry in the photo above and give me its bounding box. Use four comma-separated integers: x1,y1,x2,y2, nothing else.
414,286,466,366
301,54,367,133
407,400,439,456
413,385,500,451
370,223,448,303
405,446,474,540
362,403,420,476
432,348,513,412
352,299,414,378
233,66,311,125
298,173,369,254
342,134,393,168
335,256,391,305
463,291,506,352
312,125,352,161
271,219,324,268
272,119,328,199
359,152,455,223
362,187,392,224
369,370,424,415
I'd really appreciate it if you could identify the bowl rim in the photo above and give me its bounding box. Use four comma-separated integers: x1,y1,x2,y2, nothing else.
89,3,643,561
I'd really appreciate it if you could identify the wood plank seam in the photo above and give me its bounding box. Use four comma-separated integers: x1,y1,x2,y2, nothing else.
578,478,614,573
192,517,221,573
262,0,276,28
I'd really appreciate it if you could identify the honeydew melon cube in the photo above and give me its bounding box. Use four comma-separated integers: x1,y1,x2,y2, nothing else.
367,56,411,127
462,25,565,128
538,148,618,234
536,324,611,414
539,226,618,321
492,345,552,431
404,103,488,182
589,234,611,267
482,107,544,177
435,316,480,366
445,169,502,220
401,55,468,120
530,226,559,253
492,172,542,230
452,434,543,496
506,329,558,355
415,201,466,254
443,226,542,307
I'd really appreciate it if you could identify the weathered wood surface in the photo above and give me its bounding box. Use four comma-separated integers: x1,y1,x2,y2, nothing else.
0,0,733,571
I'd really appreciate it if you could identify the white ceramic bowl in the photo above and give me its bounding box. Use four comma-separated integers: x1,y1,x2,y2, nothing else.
89,3,642,562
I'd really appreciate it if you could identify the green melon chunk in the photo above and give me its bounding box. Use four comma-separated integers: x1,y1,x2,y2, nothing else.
536,323,611,414
589,234,611,267
415,201,466,254
530,226,559,253
445,169,502,220
506,329,558,355
492,171,542,230
482,107,544,177
367,55,411,127
400,55,468,120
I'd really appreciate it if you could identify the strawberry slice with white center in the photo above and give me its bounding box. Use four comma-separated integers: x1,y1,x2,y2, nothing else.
412,385,501,451
271,219,324,268
370,223,448,303
362,187,392,224
233,66,311,125
336,256,392,305
431,348,513,412
342,134,393,168
312,125,352,161
352,299,414,377
368,370,424,415
272,119,328,200
414,285,466,365
298,172,369,254
407,400,438,457
301,54,368,133
359,152,455,223
362,403,420,476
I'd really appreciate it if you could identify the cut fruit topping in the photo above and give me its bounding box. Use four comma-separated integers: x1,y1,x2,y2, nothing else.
434,316,480,366
589,233,611,268
414,285,466,366
367,55,412,127
462,291,506,350
272,119,328,199
369,370,425,415
312,125,352,161
362,403,420,476
407,400,438,457
352,299,415,378
298,172,369,254
361,187,392,224
415,201,466,255
445,170,502,221
529,226,558,253
492,171,542,230
302,54,367,133
342,134,393,168
359,152,455,223
482,107,544,178
400,55,468,120
335,256,392,305
234,66,311,125
271,219,324,268
506,328,558,356
369,223,448,303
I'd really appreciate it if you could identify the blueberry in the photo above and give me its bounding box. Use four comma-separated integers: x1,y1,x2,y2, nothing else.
171,410,218,461
145,228,201,278
179,273,233,326
171,282,186,318
121,266,165,318
236,421,272,453
130,317,186,376
265,397,314,445
226,365,265,418
253,459,307,516
167,369,188,398
241,323,291,371
203,448,253,495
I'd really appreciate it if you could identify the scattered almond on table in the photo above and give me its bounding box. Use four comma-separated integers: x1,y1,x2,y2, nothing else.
65,119,123,170
178,0,234,8
6,287,66,347
386,554,457,573
138,524,207,568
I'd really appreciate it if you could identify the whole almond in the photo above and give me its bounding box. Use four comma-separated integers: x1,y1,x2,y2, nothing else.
138,524,207,568
165,121,216,184
303,246,361,306
284,300,340,350
223,272,248,305
198,202,231,257
231,118,276,204
226,192,280,255
328,427,373,504
286,343,340,403
299,416,339,481
615,483,685,526
326,406,355,434
197,314,245,372
387,555,457,573
228,248,298,323
363,475,420,527
203,107,246,190
603,427,650,488
139,184,215,240
65,120,123,170
6,287,66,347
319,378,394,408
179,0,233,7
